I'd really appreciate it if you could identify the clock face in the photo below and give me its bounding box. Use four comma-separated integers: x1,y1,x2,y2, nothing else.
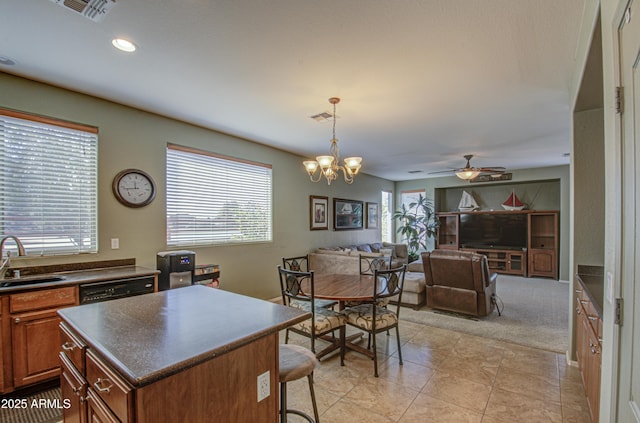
112,169,156,207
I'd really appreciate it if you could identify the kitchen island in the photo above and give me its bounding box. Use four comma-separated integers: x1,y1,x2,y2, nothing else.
58,285,310,423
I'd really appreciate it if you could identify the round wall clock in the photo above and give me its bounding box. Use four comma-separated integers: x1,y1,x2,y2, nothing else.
112,169,156,208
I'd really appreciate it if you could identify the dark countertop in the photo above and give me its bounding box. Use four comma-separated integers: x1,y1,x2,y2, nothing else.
0,265,159,293
58,285,310,387
576,264,604,318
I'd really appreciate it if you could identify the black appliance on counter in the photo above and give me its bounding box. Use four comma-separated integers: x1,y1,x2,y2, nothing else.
157,250,196,291
79,276,155,304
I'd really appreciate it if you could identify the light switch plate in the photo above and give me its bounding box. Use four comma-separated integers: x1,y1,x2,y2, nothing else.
111,238,119,249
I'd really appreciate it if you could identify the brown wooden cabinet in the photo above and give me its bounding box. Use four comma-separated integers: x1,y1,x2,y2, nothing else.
528,212,559,278
0,267,158,394
57,286,308,423
8,286,76,388
436,213,459,249
60,322,280,423
60,352,87,423
461,248,527,276
575,280,602,423
86,390,119,423
435,210,559,278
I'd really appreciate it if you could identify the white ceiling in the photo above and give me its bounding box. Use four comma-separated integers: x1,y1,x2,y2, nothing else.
0,0,586,181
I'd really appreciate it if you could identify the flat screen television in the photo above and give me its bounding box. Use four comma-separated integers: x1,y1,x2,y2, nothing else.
459,213,527,250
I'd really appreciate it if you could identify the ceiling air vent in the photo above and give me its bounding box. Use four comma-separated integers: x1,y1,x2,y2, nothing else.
310,112,334,122
49,0,116,22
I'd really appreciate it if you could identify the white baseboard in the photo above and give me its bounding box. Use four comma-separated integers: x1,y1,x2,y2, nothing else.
565,350,579,367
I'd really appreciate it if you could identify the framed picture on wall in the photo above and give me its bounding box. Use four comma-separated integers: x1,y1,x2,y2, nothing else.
333,198,363,230
309,195,329,230
366,202,379,229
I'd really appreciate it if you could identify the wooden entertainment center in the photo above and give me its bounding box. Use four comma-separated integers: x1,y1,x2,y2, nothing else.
436,210,559,279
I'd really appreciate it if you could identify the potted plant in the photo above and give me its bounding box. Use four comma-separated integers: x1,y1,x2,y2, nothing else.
393,194,440,262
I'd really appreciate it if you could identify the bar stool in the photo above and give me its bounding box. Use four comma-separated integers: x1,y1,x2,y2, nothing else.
279,344,319,422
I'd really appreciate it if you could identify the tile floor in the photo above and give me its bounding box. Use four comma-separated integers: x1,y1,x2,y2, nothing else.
281,319,592,423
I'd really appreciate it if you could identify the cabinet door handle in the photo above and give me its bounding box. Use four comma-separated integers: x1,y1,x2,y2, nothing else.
587,316,599,321
575,289,583,293
580,300,589,305
93,377,113,394
62,341,76,352
14,317,21,324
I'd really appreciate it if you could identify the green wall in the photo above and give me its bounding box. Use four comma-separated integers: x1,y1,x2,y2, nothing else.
573,110,605,267
395,165,571,281
0,72,393,300
1,71,572,296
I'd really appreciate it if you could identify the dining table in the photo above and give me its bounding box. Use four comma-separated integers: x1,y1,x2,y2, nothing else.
301,273,383,360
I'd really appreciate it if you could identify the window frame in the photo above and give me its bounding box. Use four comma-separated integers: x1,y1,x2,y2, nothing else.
165,143,273,248
0,108,98,256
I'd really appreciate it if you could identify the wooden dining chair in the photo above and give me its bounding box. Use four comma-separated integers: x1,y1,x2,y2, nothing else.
342,264,407,377
282,256,337,310
277,266,345,364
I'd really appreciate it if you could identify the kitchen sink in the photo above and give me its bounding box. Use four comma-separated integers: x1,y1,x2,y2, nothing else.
0,275,67,287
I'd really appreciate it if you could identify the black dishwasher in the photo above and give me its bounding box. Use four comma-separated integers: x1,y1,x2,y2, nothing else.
79,276,155,304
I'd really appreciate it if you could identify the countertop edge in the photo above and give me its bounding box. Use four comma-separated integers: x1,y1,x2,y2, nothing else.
576,265,604,318
0,265,159,293
61,311,310,387
58,289,311,387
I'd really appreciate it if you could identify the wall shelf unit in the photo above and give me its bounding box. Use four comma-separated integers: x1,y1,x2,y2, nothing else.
435,210,559,279
528,211,559,278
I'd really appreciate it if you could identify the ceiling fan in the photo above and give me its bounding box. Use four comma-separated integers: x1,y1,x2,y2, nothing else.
430,155,506,181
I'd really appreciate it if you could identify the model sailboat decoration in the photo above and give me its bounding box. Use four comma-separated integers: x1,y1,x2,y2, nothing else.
502,189,525,210
458,190,479,211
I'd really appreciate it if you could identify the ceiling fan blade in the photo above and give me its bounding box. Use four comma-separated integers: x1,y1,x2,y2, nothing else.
478,167,506,173
428,169,457,174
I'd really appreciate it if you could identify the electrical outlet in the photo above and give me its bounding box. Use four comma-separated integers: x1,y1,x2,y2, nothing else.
257,371,270,402
110,238,119,249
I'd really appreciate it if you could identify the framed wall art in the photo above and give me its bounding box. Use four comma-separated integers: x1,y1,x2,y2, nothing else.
333,198,363,230
366,202,379,229
309,195,329,230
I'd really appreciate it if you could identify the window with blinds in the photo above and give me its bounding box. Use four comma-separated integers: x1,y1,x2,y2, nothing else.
166,144,272,247
0,109,98,256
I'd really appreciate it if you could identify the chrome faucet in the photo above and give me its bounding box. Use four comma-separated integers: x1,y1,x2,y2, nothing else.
0,235,26,279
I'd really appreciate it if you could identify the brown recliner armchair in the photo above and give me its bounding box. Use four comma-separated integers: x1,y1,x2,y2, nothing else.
421,250,497,317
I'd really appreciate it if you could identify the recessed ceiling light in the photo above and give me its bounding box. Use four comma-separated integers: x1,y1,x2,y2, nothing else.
112,38,136,53
0,56,17,66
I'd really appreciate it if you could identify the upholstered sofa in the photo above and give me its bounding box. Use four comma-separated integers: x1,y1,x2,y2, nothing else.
308,242,427,308
421,250,497,317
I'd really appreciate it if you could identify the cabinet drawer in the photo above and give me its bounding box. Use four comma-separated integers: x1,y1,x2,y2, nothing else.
60,323,87,374
86,389,120,423
86,350,133,423
10,286,76,313
60,352,87,423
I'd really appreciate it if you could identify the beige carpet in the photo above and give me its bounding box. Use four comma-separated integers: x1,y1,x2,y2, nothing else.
400,275,569,353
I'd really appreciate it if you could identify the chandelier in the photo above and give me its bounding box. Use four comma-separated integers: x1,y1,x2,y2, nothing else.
303,97,362,185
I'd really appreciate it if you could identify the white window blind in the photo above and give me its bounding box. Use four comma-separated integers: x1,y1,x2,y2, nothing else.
0,109,98,256
166,144,272,247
